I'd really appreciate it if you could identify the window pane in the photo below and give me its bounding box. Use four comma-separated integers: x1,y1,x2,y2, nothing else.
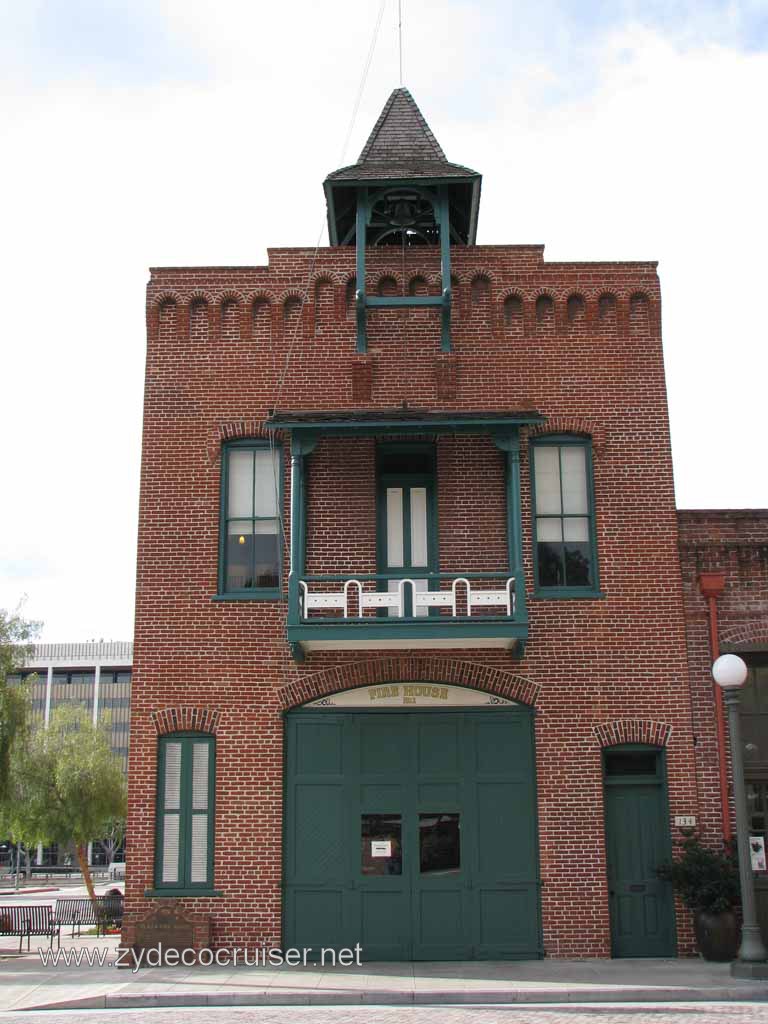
386,488,404,567
561,446,588,514
252,527,280,588
537,543,563,587
420,813,460,874
228,450,253,517
253,449,279,518
536,517,563,542
534,447,561,515
361,814,402,875
164,743,182,810
410,487,428,567
563,517,589,542
192,743,209,811
227,522,253,590
565,543,592,586
190,815,208,883
161,813,180,883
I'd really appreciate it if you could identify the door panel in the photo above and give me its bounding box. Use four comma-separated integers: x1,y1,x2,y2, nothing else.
604,781,675,957
284,708,542,960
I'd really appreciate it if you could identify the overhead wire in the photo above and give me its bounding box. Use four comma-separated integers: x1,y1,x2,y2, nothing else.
267,0,388,562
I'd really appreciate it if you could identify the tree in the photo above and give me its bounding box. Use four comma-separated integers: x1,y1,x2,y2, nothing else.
0,606,41,803
99,815,126,866
8,705,127,904
0,759,38,890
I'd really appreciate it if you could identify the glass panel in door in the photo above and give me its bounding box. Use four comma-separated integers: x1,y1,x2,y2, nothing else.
384,484,433,617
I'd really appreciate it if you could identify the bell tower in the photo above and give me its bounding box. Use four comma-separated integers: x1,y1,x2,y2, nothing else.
324,89,481,353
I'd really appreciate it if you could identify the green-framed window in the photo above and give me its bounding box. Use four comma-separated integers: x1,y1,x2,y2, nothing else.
219,440,282,598
530,435,599,595
155,733,215,891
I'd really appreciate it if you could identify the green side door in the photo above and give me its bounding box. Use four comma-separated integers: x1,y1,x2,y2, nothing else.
603,746,676,958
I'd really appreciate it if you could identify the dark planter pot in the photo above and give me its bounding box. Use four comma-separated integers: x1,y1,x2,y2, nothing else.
693,909,740,962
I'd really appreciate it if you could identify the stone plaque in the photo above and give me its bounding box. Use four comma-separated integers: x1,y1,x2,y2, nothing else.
131,903,211,965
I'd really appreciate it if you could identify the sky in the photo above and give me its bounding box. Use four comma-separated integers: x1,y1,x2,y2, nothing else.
1,0,766,642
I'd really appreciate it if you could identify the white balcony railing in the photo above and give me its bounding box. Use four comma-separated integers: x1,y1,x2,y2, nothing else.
299,575,515,620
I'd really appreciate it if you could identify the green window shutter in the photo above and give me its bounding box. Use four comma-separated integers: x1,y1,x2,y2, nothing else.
155,734,216,890
189,741,210,885
160,741,182,884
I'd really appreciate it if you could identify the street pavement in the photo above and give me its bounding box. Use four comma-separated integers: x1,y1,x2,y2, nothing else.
1,1003,768,1023
4,887,768,1018
3,939,768,1014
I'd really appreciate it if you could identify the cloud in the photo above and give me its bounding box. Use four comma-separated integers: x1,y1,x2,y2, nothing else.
0,2,766,640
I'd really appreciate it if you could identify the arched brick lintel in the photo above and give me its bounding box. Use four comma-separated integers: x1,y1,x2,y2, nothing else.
593,719,672,748
152,707,221,736
720,623,768,649
527,416,607,455
278,656,540,710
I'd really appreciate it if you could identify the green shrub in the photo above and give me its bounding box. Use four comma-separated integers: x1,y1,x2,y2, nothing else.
657,836,740,915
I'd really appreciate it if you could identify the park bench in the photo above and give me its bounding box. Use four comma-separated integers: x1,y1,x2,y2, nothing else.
54,894,124,937
30,865,78,880
0,905,60,953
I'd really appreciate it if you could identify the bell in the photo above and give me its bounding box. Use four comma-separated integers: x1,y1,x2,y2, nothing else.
390,199,416,227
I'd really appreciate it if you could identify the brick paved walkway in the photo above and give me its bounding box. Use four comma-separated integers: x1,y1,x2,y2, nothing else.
2,1002,768,1023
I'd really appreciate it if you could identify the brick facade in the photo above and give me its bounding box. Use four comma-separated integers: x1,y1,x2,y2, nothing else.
126,235,704,957
678,510,768,843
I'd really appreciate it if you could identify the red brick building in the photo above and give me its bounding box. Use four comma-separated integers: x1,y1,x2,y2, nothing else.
679,510,768,937
124,88,743,960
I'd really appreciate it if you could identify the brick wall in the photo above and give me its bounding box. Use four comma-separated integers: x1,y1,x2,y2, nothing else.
127,243,698,957
678,510,768,843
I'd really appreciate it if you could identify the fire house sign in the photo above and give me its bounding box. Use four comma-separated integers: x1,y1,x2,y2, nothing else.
305,683,516,708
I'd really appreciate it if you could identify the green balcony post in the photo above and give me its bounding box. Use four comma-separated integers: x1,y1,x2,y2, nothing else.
494,430,525,622
287,436,304,629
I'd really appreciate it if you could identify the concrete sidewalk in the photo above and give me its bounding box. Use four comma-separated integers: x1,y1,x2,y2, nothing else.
3,938,768,1012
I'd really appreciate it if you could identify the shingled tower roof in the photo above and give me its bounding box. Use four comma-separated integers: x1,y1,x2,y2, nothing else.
326,88,479,182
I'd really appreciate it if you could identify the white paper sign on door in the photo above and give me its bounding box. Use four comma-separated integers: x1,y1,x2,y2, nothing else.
750,835,767,872
371,840,392,858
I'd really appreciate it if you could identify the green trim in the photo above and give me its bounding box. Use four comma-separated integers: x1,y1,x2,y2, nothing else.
144,889,223,898
493,430,527,623
218,439,284,599
529,434,600,596
288,620,527,643
267,413,545,436
367,296,443,308
154,733,216,893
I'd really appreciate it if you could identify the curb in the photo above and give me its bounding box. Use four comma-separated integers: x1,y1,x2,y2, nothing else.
0,888,59,897
21,985,768,1011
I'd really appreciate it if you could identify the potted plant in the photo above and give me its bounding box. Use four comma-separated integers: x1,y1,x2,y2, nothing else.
657,835,741,961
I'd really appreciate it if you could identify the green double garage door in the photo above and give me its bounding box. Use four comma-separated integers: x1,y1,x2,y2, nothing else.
283,708,542,960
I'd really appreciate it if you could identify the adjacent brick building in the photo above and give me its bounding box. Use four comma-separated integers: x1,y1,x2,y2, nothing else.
679,510,768,935
123,88,763,960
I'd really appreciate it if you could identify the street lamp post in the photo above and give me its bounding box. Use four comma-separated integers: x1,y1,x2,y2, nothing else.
712,653,768,978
